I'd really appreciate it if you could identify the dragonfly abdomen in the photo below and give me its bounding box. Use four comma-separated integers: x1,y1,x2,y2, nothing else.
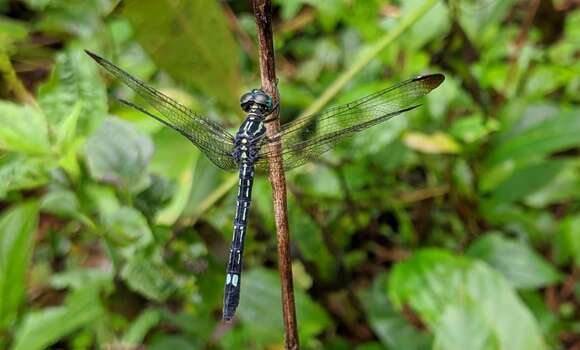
223,161,255,321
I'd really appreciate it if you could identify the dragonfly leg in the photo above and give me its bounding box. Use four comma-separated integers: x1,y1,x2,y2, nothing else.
263,101,280,124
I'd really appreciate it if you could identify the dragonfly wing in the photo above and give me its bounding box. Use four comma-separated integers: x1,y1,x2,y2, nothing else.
86,51,238,171
256,74,444,171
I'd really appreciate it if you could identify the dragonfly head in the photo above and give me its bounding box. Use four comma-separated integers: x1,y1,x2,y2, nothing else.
240,89,274,114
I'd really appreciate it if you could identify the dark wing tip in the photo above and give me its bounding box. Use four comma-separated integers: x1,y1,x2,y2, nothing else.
84,50,105,64
413,73,445,91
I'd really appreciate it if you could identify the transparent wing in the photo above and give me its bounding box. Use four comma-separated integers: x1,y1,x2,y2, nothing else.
86,51,238,170
255,74,444,171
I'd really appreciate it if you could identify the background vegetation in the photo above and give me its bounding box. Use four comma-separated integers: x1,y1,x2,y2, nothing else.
0,0,578,349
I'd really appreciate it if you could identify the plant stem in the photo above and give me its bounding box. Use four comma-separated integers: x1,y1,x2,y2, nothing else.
251,1,299,349
298,0,438,118
0,52,38,107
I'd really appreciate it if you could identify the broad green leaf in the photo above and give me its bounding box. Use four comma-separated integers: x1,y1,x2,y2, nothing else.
103,206,152,250
525,161,580,207
433,301,499,350
123,0,241,112
0,202,38,330
84,117,153,193
38,46,107,133
488,160,567,203
121,254,177,302
0,101,50,155
363,273,430,349
389,249,546,350
237,268,332,345
485,110,580,168
0,155,49,197
12,286,103,350
467,233,561,289
40,190,79,218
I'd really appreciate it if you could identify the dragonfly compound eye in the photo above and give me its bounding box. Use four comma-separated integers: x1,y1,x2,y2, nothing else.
239,89,273,113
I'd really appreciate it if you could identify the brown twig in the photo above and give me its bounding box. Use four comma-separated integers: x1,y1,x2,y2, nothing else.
251,1,299,349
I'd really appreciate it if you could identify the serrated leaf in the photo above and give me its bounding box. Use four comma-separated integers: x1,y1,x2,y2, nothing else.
389,249,547,350
0,101,50,155
237,268,331,345
12,286,103,350
467,233,561,289
84,117,153,193
123,0,241,112
0,202,38,330
38,45,107,134
121,254,176,302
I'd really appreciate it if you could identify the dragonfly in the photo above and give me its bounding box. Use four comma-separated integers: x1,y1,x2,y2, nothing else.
86,50,444,321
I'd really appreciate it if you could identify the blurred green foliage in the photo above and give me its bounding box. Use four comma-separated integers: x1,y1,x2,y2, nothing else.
0,0,579,349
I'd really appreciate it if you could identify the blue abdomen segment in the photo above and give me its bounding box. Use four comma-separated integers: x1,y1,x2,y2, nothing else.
223,161,255,321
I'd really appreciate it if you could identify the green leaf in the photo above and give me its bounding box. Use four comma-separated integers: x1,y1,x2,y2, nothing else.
237,268,332,345
0,101,50,155
0,17,29,52
123,0,241,112
84,117,153,193
40,189,80,218
0,202,38,330
0,155,49,198
433,301,500,350
467,233,561,289
121,309,161,345
121,254,176,302
363,273,430,349
488,160,567,203
557,215,580,266
485,110,580,168
24,0,113,38
12,285,104,350
55,101,81,152
389,249,547,350
103,206,152,250
457,0,518,46
38,45,107,134
149,335,194,350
